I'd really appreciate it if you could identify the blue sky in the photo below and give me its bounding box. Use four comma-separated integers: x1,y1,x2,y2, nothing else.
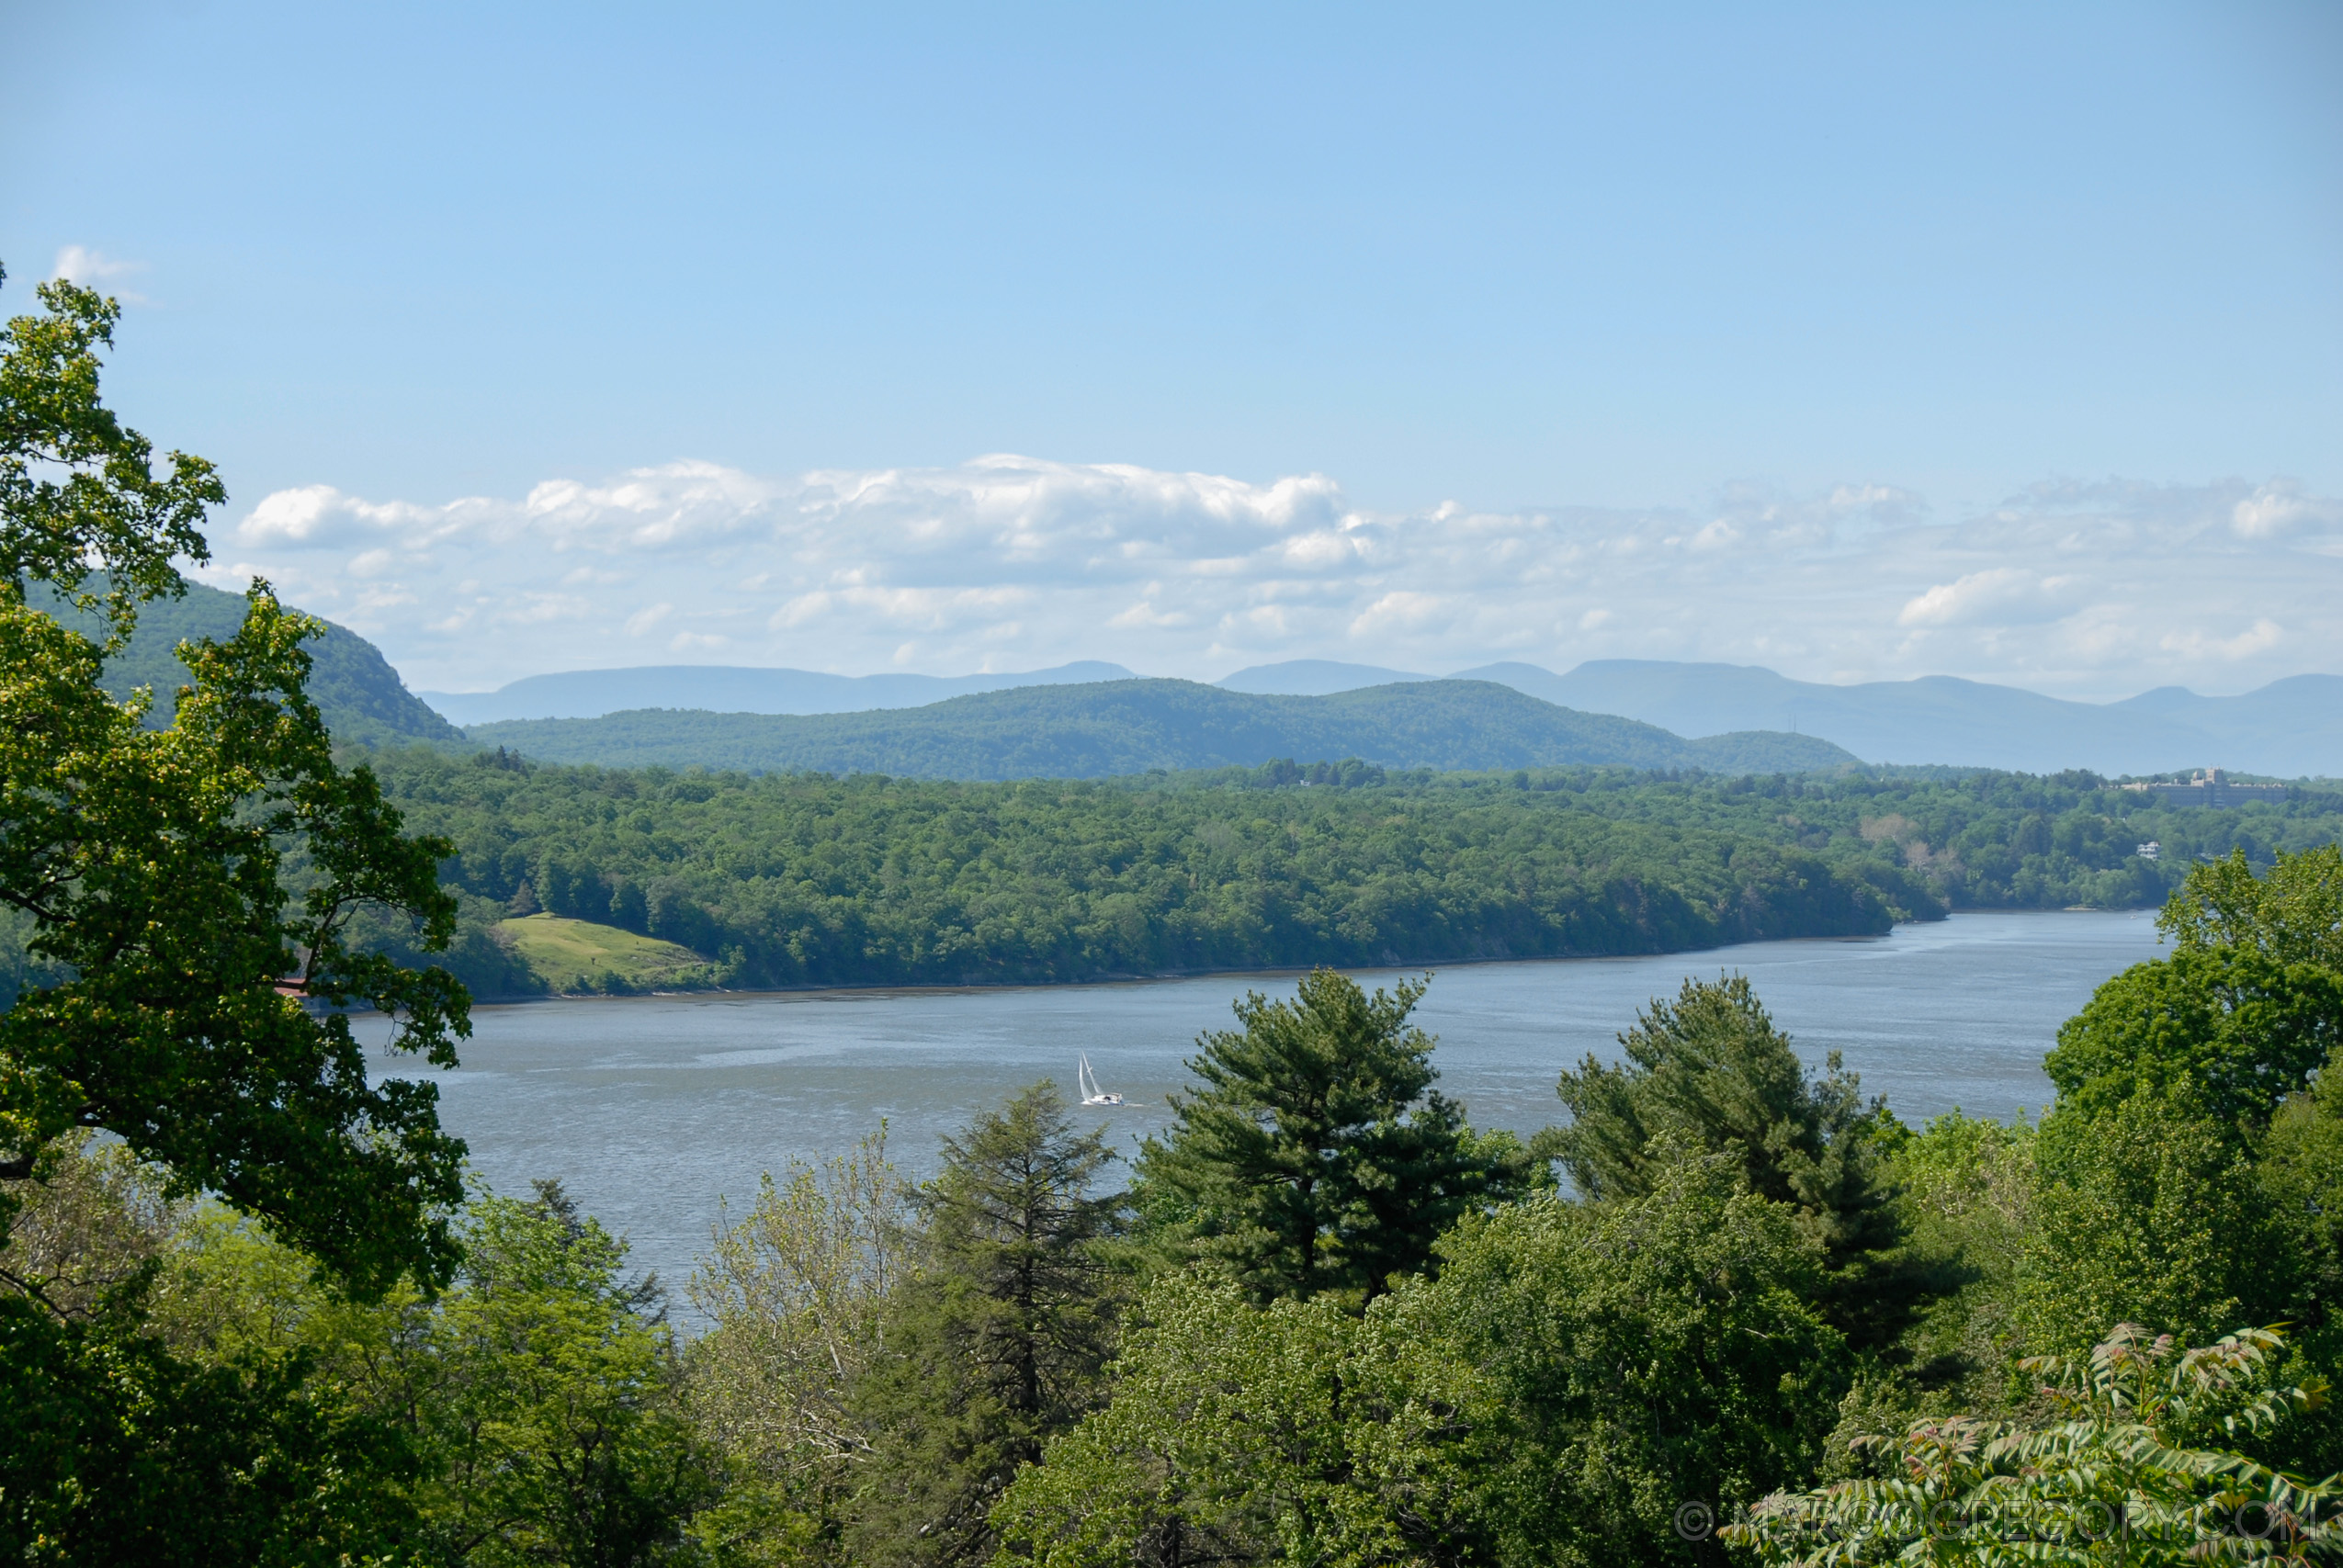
4,2,2339,694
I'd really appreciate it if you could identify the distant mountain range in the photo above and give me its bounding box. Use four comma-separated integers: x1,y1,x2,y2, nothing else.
47,580,460,747
425,654,2343,776
419,661,1138,724
460,680,1858,779
74,584,2338,780
1219,660,2343,779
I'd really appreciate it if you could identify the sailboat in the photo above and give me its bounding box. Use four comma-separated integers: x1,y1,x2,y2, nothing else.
1077,1054,1125,1107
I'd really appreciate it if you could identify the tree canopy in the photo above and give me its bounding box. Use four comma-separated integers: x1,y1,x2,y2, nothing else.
1134,969,1532,1306
0,260,479,1556
1552,974,1916,1347
0,271,221,637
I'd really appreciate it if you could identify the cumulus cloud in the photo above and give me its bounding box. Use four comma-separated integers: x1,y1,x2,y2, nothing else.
198,456,2343,699
2231,482,2343,539
1896,569,2077,627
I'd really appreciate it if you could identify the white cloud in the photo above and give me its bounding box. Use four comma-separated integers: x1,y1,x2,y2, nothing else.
2231,482,2341,539
51,245,148,302
2159,618,2283,661
205,458,2343,699
236,484,438,548
1896,568,2070,627
1348,591,1447,637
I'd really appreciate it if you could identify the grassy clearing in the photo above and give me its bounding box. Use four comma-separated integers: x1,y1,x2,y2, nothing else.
492,913,721,995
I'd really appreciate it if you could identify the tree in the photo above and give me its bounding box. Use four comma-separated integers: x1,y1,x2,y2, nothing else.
0,267,221,636
2039,848,2343,1136
2020,1086,2291,1358
1133,969,1531,1307
1553,974,1916,1347
1002,1149,1851,1568
403,1183,715,1567
1,1135,426,1564
1875,1110,2038,1405
2044,947,2341,1132
2161,845,2343,973
139,1175,721,1568
992,1268,1503,1568
0,262,475,1551
0,265,470,1297
687,1130,910,1564
1727,1325,2341,1566
0,587,471,1292
1427,1152,1851,1567
2259,1048,2343,1484
847,1082,1126,1567
0,1299,428,1565
2264,1049,2343,1332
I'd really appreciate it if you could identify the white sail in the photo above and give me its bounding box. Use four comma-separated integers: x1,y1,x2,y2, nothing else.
1078,1054,1124,1107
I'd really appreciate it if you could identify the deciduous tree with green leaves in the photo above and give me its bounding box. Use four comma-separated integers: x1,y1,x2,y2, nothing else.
2044,948,2341,1133
687,1130,910,1564
2020,1084,2288,1362
2162,845,2343,973
0,265,470,1295
1727,1324,2340,1566
0,261,475,1556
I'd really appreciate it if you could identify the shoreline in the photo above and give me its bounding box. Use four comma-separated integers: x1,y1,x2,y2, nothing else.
447,906,2156,1011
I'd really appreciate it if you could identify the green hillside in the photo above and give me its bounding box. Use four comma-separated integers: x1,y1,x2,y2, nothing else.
41,578,459,747
492,913,722,994
462,678,1857,778
354,748,2343,997
367,747,1921,991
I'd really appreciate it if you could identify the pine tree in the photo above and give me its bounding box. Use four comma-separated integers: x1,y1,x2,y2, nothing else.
1553,974,1919,1348
847,1082,1126,1567
1134,968,1531,1307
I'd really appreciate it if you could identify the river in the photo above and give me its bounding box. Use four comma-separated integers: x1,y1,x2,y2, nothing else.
375,908,2164,1296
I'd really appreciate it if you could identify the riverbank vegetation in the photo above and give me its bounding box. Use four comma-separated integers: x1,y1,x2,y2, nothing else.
338,744,2343,998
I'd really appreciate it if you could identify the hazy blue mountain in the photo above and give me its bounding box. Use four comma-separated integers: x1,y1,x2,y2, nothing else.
462,678,1857,779
1449,660,2343,778
41,579,459,747
1216,659,1430,694
2100,675,2343,775
419,660,1138,723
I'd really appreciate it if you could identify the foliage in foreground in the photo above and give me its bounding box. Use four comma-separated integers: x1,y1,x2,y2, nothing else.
1728,1325,2340,1565
0,260,481,1558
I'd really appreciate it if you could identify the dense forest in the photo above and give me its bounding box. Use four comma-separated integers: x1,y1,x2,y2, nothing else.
458,677,1862,778
346,745,2343,998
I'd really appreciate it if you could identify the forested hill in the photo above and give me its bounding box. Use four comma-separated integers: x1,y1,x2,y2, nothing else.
43,578,460,747
357,750,2343,997
459,678,1858,778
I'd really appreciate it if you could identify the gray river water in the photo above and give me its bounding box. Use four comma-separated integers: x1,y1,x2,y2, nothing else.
375,908,2164,1294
